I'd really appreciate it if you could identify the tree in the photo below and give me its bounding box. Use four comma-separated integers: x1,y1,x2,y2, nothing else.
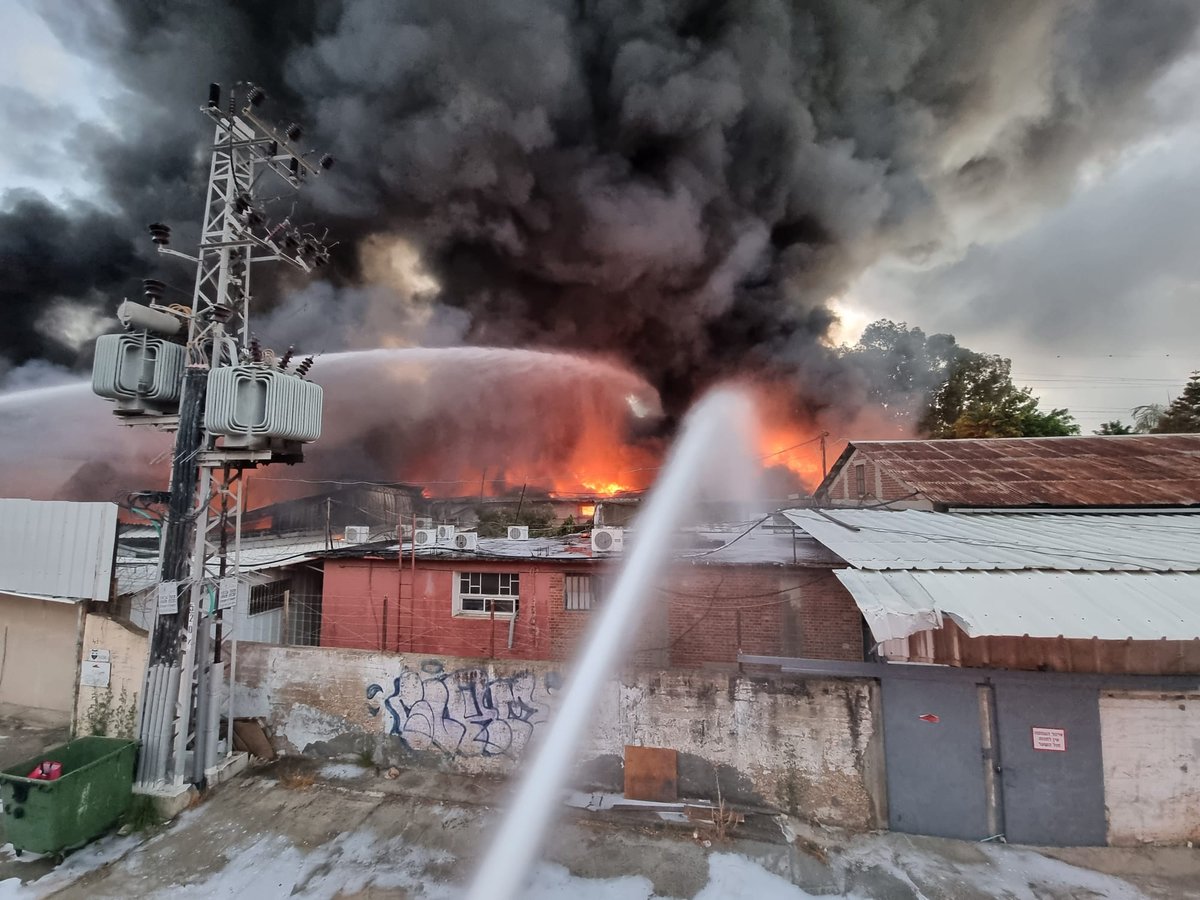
843,321,1079,439
1151,371,1200,434
1096,420,1133,435
1131,403,1166,433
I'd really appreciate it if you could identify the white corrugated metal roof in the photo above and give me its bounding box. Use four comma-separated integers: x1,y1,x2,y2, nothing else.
116,537,330,596
0,499,118,602
782,509,1200,572
836,570,1200,642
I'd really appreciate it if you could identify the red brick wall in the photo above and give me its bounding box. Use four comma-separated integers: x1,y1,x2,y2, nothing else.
322,558,558,661
666,566,863,666
796,568,865,661
826,450,915,504
321,559,863,666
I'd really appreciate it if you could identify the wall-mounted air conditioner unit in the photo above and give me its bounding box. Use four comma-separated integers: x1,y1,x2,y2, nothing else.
591,527,624,554
453,532,479,551
344,525,370,544
415,517,433,529
413,528,438,547
92,333,185,414
205,365,323,447
435,524,456,544
507,525,530,541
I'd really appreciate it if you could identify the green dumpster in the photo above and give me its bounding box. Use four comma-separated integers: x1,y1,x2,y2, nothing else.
0,737,138,854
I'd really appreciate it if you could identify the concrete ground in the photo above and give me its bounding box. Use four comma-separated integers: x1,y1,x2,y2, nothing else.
2,756,1199,899
0,706,69,772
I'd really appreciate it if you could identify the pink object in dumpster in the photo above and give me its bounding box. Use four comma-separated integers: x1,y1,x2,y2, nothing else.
27,761,63,781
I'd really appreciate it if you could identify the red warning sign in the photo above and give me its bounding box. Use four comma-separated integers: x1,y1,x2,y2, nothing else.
918,713,940,723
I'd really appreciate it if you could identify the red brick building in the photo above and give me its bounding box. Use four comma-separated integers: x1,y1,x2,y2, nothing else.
314,525,864,667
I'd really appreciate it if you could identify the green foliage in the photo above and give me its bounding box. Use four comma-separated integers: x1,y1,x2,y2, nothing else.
844,320,1079,439
1096,420,1134,435
120,793,164,833
473,503,553,538
1151,371,1200,434
85,686,138,739
1132,403,1166,433
356,749,376,768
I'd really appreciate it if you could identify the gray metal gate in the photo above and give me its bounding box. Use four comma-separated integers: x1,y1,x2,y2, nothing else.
993,681,1107,846
881,677,990,840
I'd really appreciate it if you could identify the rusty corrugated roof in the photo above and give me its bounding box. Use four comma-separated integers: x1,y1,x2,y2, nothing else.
833,434,1200,508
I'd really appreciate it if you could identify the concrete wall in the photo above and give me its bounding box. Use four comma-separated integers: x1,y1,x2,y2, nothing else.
73,613,148,738
0,593,80,717
1100,691,1200,845
233,643,884,829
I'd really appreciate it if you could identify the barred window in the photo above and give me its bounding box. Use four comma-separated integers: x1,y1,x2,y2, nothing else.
249,580,289,616
456,571,520,615
564,574,604,611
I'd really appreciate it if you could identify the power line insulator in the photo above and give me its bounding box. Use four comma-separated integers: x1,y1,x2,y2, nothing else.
319,154,335,170
285,123,303,142
207,83,221,109
142,278,166,302
246,86,266,107
148,223,171,246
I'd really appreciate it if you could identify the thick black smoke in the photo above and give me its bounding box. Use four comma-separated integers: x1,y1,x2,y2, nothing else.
10,0,1200,418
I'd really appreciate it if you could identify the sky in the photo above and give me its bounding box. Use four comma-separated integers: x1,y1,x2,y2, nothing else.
1,1,1198,434
844,49,1200,431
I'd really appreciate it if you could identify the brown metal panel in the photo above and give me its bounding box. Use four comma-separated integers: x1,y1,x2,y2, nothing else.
623,745,678,802
837,435,1200,508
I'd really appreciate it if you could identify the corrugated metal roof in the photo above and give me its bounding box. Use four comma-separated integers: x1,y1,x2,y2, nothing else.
321,525,840,567
824,434,1200,507
117,537,331,596
782,508,1200,572
0,499,118,602
836,570,1200,641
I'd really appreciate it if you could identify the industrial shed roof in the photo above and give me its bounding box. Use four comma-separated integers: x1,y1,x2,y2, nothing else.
117,537,331,596
836,570,1200,642
320,524,840,567
0,499,118,602
819,434,1200,508
782,508,1200,572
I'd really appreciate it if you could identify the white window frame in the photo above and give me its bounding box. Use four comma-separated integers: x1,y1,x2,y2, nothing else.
564,573,604,611
454,571,520,618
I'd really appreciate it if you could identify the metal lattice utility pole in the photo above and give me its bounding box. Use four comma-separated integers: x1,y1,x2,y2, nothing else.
108,83,336,790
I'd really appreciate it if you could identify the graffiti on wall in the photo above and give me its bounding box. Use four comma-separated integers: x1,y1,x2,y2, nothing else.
366,660,563,758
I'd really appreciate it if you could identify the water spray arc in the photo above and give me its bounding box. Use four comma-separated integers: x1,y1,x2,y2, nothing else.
466,388,760,900
92,84,337,788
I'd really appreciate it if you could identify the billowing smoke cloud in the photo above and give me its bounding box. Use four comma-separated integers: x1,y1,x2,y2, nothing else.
8,0,1200,421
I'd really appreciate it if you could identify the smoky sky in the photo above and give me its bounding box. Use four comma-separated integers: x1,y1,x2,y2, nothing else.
5,0,1200,421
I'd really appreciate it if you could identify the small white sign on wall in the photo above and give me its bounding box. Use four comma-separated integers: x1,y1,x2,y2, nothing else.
157,581,180,615
81,660,111,688
1031,726,1067,752
218,576,240,611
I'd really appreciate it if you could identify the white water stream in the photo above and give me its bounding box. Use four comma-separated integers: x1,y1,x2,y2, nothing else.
466,387,761,900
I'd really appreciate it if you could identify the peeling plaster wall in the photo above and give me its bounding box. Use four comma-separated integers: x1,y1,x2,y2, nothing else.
232,643,883,829
73,613,148,736
1100,692,1200,845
